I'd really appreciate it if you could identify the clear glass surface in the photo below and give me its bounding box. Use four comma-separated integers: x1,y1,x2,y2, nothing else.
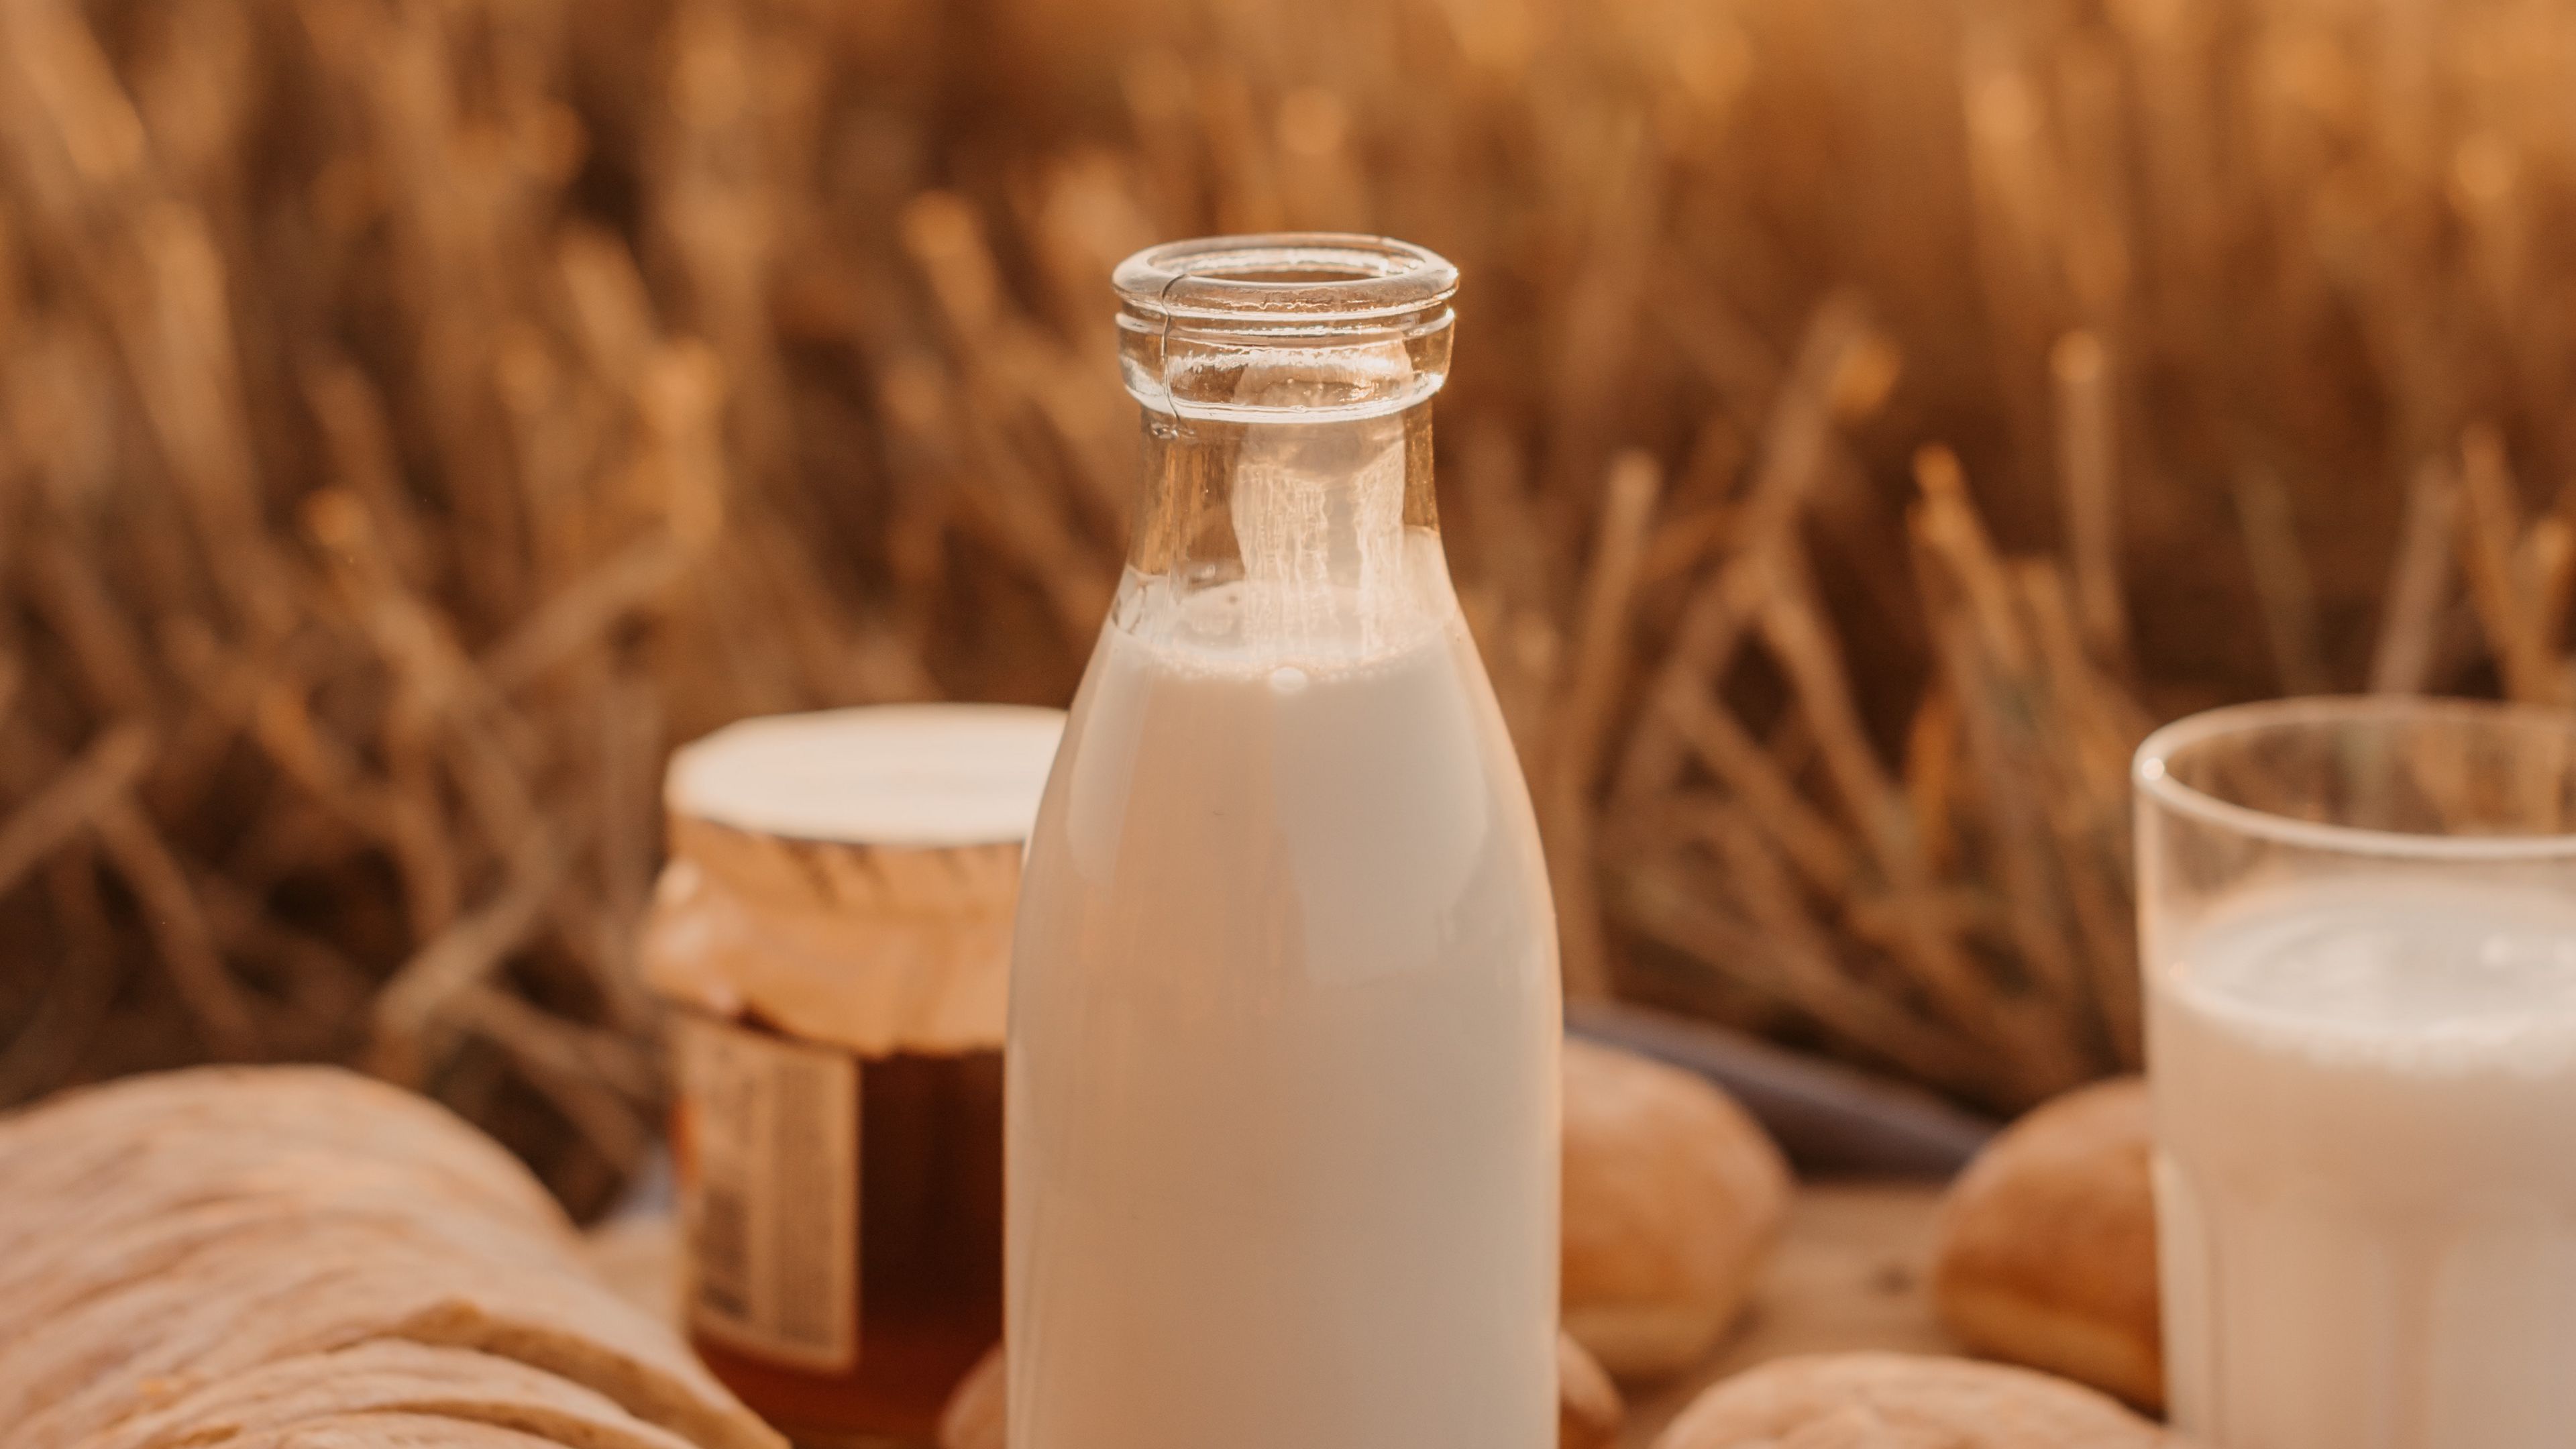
2135,696,2576,1449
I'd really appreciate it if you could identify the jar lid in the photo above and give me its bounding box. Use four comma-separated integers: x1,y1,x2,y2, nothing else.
644,704,1065,1055
665,704,1065,847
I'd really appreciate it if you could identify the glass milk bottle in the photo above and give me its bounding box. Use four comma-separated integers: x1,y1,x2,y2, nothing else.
2136,698,2576,1449
1008,235,1561,1449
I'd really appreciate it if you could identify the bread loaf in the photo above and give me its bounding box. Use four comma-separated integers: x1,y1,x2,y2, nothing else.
1650,1352,2171,1449
64,1342,697,1449
1562,1039,1791,1381
1931,1077,2161,1410
215,1416,578,1449
0,1069,566,1248
23,1237,769,1449
0,1067,783,1449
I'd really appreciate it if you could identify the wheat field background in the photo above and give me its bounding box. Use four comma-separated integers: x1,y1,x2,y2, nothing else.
3,0,2572,1205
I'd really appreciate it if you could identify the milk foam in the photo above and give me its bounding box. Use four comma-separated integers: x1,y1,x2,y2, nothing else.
2171,879,2576,1075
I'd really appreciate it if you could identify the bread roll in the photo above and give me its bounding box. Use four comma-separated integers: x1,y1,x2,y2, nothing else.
934,1346,1005,1449
1932,1076,2161,1411
1562,1038,1790,1381
1650,1352,2169,1449
1553,1330,1625,1449
935,1332,1625,1449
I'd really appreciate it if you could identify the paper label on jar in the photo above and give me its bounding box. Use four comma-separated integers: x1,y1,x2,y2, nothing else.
672,1012,860,1372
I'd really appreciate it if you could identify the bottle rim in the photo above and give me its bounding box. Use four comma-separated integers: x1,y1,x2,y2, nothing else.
1113,233,1458,325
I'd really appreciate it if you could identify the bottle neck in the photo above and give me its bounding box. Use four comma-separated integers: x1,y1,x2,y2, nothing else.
1116,398,1448,659
1107,234,1460,658
1128,393,1438,573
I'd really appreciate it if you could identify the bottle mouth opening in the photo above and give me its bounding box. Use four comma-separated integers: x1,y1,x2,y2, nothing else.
1114,233,1458,325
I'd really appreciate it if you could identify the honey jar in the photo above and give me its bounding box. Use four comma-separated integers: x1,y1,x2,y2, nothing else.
642,705,1063,1446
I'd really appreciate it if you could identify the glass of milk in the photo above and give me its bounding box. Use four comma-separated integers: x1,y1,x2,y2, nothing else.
1008,236,1560,1449
2135,697,2576,1449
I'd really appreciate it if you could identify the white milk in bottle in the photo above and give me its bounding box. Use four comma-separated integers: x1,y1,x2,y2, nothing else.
1006,236,1560,1449
2152,875,2576,1449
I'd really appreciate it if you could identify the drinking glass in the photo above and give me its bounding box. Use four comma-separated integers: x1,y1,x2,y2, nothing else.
2135,696,2576,1449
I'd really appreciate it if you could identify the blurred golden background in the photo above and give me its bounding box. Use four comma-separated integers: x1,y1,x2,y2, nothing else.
3,0,2572,1208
